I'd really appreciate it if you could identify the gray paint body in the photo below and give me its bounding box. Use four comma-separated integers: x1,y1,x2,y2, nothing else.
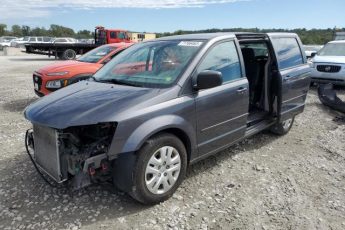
25,32,310,162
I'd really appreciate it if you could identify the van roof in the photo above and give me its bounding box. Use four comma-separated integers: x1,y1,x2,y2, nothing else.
155,32,298,41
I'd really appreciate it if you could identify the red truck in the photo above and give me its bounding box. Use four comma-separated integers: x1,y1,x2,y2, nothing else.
25,26,132,60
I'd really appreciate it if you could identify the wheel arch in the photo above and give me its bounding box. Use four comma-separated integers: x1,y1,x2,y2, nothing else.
143,127,193,164
110,115,197,163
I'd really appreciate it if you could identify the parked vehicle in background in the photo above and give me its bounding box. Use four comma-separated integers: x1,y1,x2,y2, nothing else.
10,37,25,47
27,36,52,44
310,40,345,85
77,39,95,44
10,37,29,48
24,32,310,204
51,37,77,44
32,43,133,96
25,26,155,60
10,36,52,48
0,36,17,47
334,31,345,41
304,45,323,59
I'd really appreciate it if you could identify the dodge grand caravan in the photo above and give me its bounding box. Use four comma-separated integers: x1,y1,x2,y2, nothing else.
24,33,311,204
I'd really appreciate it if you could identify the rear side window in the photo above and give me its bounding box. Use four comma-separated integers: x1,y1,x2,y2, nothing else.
197,41,242,83
272,38,303,69
43,37,51,42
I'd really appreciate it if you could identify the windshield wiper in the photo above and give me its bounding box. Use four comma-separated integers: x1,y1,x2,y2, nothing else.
97,79,141,87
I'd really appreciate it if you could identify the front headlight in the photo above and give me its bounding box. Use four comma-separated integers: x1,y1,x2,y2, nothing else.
46,71,69,76
46,80,62,89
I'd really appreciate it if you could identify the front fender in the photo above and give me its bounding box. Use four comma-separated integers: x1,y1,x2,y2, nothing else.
108,115,196,159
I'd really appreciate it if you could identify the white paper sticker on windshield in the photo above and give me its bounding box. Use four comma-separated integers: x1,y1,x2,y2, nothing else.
178,41,203,47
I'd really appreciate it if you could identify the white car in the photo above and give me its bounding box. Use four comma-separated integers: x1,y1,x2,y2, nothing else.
0,36,17,47
310,40,345,85
304,45,323,59
11,36,52,47
51,37,77,44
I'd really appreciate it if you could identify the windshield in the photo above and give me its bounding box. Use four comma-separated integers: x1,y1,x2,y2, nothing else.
93,40,204,88
318,43,345,56
78,45,117,63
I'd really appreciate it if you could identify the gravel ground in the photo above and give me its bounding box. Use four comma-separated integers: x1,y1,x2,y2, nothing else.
1,54,345,230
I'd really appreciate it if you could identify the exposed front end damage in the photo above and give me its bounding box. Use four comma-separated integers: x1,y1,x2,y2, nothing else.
25,122,116,190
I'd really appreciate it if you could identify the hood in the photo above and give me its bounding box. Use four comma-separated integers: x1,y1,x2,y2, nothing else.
37,60,100,74
24,81,161,129
313,55,345,64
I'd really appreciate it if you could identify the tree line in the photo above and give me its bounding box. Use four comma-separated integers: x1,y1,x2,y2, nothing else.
157,27,344,45
0,23,343,44
0,24,94,39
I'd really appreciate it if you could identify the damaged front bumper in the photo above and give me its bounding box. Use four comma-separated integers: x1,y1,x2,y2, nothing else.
25,123,116,189
318,83,345,114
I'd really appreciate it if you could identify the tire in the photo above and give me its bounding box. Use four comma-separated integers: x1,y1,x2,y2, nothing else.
129,133,187,204
270,116,295,135
62,49,76,60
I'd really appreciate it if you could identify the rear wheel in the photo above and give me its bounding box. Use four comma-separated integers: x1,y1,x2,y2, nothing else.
270,117,295,135
62,49,76,60
130,133,187,204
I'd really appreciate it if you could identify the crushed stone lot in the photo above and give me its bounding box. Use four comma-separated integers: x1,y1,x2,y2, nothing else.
1,54,345,230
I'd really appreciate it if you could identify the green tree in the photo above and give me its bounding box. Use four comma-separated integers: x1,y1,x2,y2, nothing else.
21,25,31,36
11,25,22,37
30,27,48,36
49,24,75,37
0,24,7,36
76,29,92,39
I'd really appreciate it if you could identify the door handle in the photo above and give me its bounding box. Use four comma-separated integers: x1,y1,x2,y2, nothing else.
236,87,247,94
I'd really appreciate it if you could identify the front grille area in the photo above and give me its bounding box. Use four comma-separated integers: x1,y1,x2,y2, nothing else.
33,73,42,91
33,125,67,183
317,65,341,73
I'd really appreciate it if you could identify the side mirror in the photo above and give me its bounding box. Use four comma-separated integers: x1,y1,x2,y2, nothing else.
310,52,317,58
194,70,222,90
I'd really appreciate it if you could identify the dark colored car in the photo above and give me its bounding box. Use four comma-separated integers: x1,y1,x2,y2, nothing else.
24,33,311,204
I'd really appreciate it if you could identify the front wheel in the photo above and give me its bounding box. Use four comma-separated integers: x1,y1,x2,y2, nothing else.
130,133,187,204
270,117,295,135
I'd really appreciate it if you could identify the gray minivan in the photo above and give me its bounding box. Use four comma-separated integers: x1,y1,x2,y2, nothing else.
25,33,311,204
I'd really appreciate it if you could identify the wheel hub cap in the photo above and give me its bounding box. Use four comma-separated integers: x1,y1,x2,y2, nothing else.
145,146,181,195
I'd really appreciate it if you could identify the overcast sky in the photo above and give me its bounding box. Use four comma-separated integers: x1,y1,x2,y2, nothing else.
1,0,344,32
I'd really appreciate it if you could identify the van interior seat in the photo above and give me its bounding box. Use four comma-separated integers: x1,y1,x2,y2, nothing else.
241,48,260,105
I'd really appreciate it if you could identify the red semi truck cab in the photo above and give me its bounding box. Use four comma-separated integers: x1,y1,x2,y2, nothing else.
95,26,131,45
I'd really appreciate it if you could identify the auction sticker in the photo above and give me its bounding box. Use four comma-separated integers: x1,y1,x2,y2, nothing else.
178,41,203,47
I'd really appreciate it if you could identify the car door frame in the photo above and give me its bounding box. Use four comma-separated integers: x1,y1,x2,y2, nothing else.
188,37,249,158
268,33,311,122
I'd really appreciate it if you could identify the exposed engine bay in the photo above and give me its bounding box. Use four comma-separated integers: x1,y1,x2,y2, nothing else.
26,122,116,190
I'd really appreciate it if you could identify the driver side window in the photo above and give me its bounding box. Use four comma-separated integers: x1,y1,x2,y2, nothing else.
197,41,242,83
